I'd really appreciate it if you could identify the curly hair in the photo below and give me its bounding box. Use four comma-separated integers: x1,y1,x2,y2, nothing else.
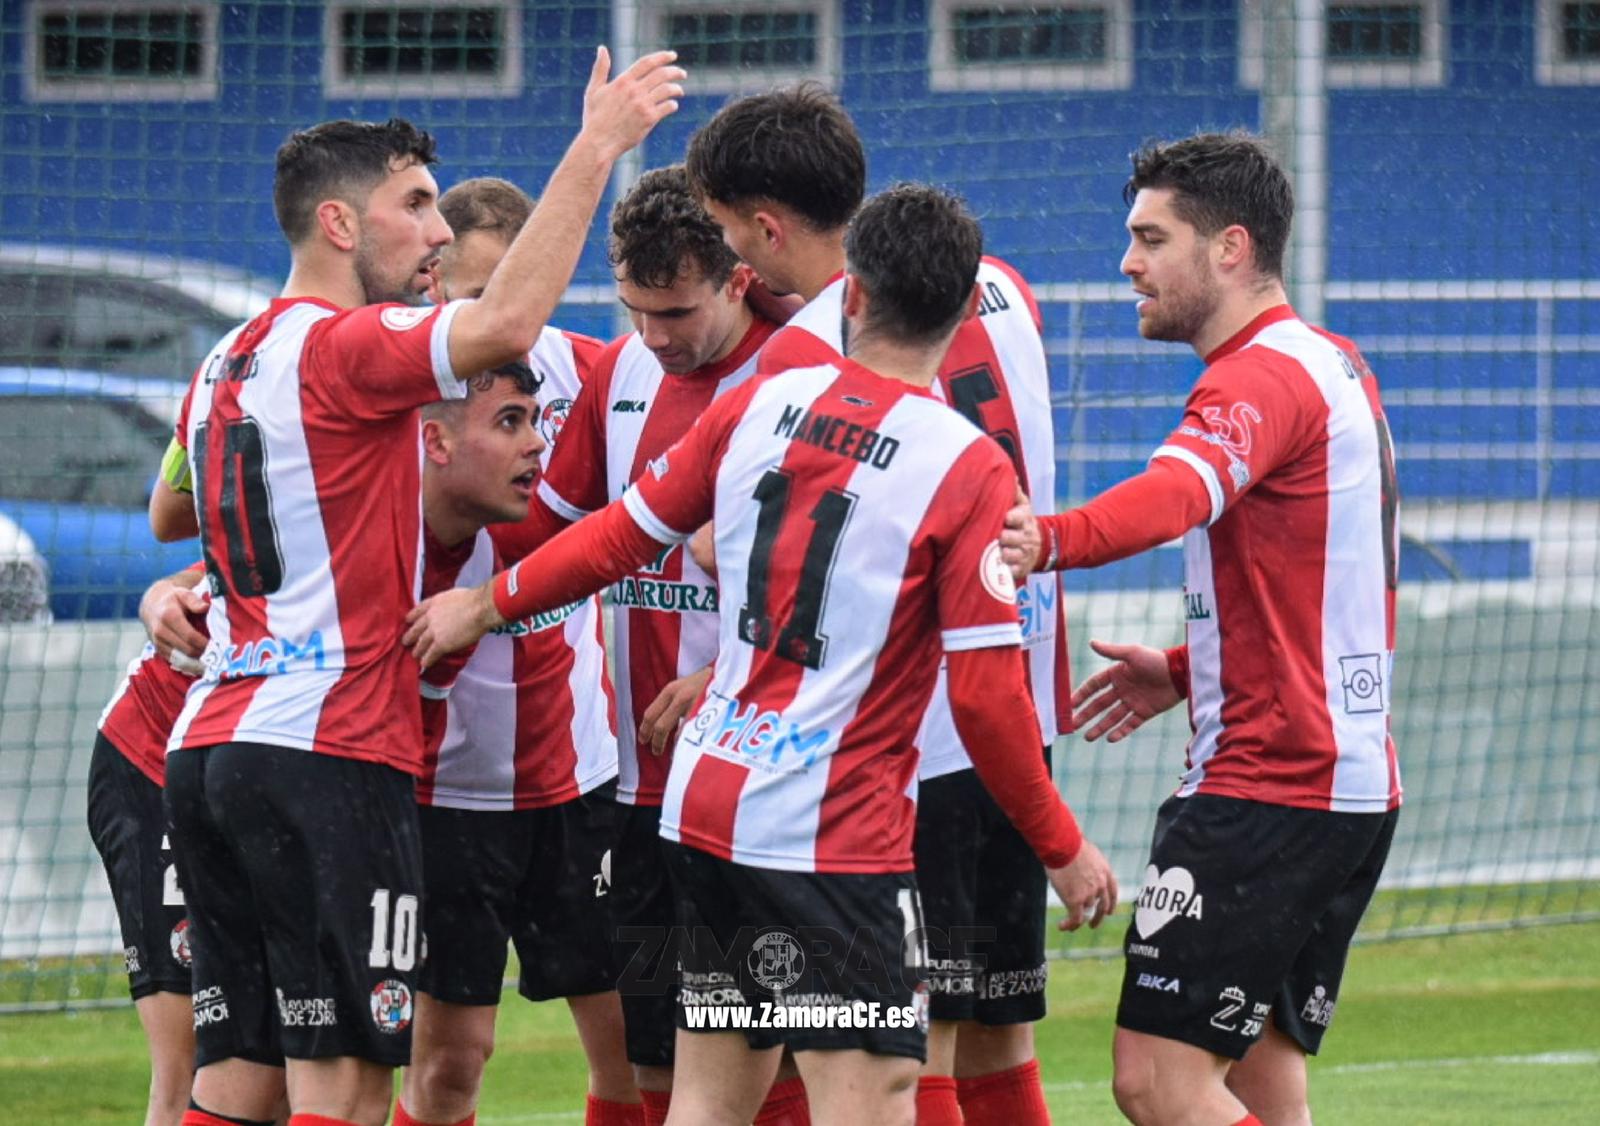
609,165,739,289
844,183,982,345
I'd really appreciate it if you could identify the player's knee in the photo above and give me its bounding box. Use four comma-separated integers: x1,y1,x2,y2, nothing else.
1110,1057,1162,1126
413,1034,494,1102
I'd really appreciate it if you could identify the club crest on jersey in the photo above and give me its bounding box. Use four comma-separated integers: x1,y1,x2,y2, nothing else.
539,397,573,445
979,541,1016,604
169,919,192,968
370,979,413,1033
648,453,670,480
380,305,430,331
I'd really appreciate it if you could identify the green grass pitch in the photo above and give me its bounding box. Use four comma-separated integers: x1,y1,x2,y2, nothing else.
3,920,1596,1123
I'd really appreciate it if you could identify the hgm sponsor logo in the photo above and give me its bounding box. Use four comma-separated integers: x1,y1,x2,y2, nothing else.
207,631,327,680
681,690,831,769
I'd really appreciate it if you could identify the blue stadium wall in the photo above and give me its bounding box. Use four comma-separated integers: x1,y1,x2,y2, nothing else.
3,0,1597,518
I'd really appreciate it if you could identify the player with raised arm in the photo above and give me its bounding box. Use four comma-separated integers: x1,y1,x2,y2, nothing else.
481,164,783,1125
1004,132,1401,1126
402,184,1116,1126
684,85,1071,1125
395,177,638,1126
161,50,684,1126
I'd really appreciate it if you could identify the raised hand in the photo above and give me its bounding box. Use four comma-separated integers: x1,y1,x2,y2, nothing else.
580,46,686,162
1071,639,1183,743
403,584,504,670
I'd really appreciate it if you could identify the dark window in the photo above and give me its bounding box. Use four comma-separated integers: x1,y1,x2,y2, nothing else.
338,5,505,78
665,9,819,69
1562,2,1600,60
38,8,204,80
952,6,1109,63
0,396,168,508
1327,5,1424,61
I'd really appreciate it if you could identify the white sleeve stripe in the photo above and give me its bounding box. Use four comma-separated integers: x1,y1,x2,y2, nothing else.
537,479,592,523
622,487,690,545
1151,444,1224,526
419,682,452,700
431,299,470,399
942,622,1025,652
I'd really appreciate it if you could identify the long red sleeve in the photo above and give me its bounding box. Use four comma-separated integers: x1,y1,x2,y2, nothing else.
492,500,667,622
947,646,1083,868
1037,458,1213,571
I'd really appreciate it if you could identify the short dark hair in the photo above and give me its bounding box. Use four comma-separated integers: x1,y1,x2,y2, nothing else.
273,118,439,245
609,165,739,289
844,183,982,346
439,176,532,243
684,83,865,231
423,359,542,420
1125,131,1294,281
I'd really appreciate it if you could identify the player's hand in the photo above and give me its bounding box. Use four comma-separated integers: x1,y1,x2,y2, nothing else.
1000,485,1040,583
404,584,506,670
744,275,805,324
687,522,717,577
639,666,713,756
1071,639,1182,743
140,580,209,667
1047,839,1118,931
579,46,686,163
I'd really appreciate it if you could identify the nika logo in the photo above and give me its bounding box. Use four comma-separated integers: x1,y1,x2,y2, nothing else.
370,978,413,1033
1133,865,1205,939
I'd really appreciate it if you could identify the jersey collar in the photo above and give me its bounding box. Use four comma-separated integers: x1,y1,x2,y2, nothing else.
1204,304,1298,365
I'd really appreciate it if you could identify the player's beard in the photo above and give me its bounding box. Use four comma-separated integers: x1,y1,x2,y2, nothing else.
354,230,432,307
1138,246,1222,345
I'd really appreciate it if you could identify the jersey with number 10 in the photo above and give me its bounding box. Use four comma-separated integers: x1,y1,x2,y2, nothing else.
757,258,1068,778
168,297,466,772
626,360,1024,874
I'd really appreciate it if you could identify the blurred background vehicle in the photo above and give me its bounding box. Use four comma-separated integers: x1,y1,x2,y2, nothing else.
0,242,278,382
0,367,200,619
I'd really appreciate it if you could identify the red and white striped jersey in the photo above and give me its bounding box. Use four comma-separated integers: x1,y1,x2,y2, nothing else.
414,327,618,810
168,296,468,772
625,359,1025,874
536,317,777,805
100,643,196,785
758,258,1069,778
1153,305,1402,813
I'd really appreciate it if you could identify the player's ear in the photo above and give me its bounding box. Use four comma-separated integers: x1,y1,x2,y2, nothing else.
419,414,453,466
752,208,785,251
725,262,755,302
316,198,360,253
962,282,982,323
841,272,864,319
1215,223,1252,274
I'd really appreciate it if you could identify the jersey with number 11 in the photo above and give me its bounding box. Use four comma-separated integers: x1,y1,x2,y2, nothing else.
168,296,467,772
627,359,1025,874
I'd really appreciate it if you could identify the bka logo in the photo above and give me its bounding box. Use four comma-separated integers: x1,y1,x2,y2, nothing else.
1135,973,1181,993
1133,865,1204,939
370,979,413,1033
747,930,804,991
612,399,648,413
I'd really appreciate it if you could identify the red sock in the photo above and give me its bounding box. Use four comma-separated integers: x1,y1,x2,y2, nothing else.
915,1075,963,1125
639,1088,671,1126
955,1060,1048,1126
393,1104,475,1126
288,1117,364,1126
586,1094,646,1126
182,1112,255,1126
753,1076,811,1125
1232,1117,1264,1126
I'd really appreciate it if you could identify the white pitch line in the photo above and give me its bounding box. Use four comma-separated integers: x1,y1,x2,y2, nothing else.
477,1052,1600,1122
